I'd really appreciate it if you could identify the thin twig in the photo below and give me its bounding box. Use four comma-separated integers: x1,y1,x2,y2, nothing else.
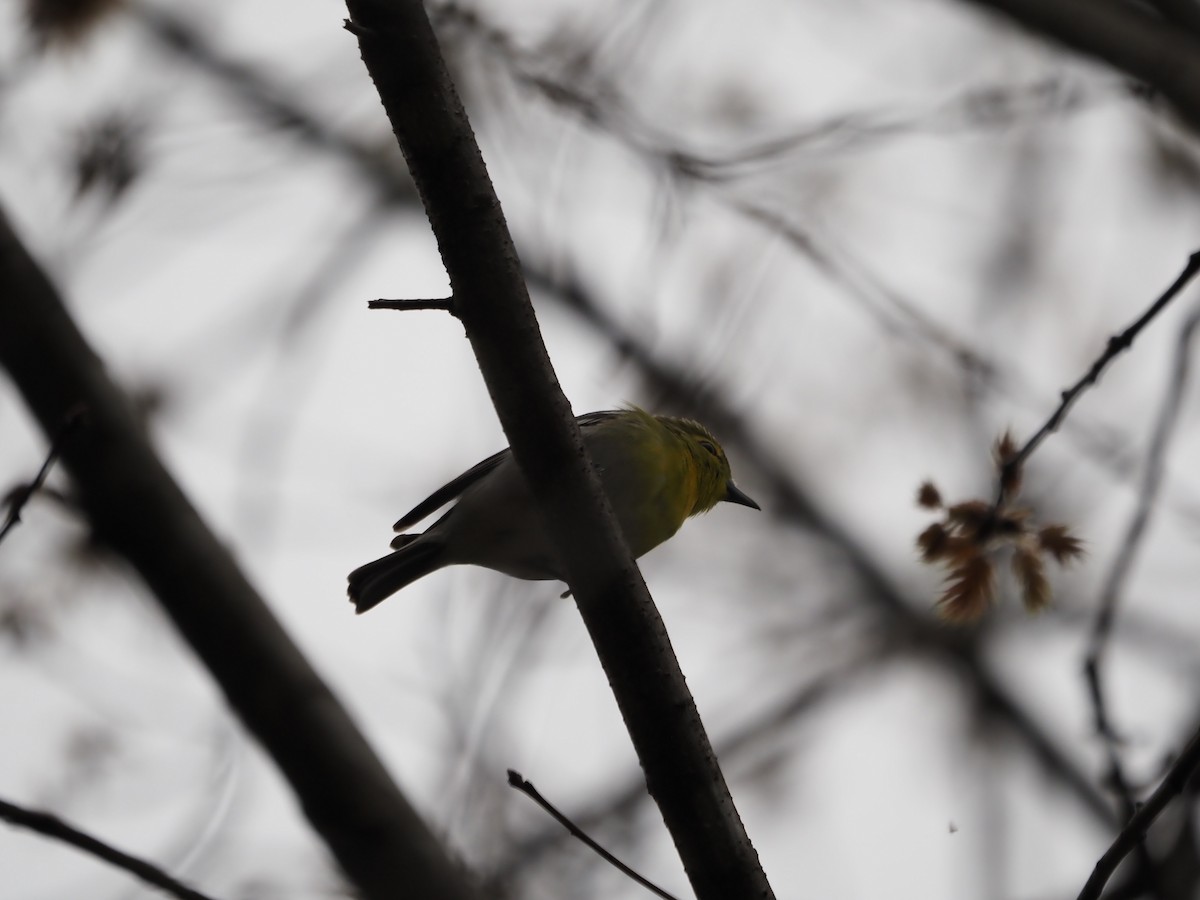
996,252,1200,503
0,796,220,900
506,770,680,900
490,646,880,888
1082,655,1164,897
1087,303,1200,662
523,262,1114,823
348,0,773,893
1078,724,1200,900
0,404,85,547
368,297,456,315
1077,303,1200,898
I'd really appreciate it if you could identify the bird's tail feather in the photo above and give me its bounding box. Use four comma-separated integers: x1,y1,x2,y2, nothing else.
347,537,442,614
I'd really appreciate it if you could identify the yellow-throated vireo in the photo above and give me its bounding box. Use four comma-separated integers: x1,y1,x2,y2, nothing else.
347,408,759,613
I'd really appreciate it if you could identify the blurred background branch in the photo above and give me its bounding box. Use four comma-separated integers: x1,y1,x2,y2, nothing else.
957,0,1200,126
5,0,1200,898
0,205,481,900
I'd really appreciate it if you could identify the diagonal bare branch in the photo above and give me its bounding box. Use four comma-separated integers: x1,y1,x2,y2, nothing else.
0,203,481,900
344,1,775,896
0,796,219,900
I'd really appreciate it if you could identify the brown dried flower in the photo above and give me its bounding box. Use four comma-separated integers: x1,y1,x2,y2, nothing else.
916,523,949,563
915,434,1083,622
1012,545,1050,614
937,555,995,623
993,431,1018,466
917,481,943,509
993,429,1024,497
1037,524,1086,565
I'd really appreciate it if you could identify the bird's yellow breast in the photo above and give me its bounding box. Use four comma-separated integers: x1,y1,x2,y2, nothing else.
584,413,699,557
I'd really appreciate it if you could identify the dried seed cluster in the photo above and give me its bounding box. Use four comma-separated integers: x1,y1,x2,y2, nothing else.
917,432,1084,622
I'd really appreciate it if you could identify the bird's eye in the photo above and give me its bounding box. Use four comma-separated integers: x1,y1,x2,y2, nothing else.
699,440,719,457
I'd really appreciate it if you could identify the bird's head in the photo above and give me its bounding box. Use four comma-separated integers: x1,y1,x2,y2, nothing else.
662,417,761,516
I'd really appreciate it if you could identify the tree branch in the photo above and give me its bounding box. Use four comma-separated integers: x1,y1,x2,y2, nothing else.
0,205,481,900
0,796,219,900
527,263,1116,819
1079,722,1200,900
998,252,1200,495
0,404,84,547
506,771,679,900
956,0,1200,128
137,0,1118,870
1079,303,1200,898
343,1,774,897
1086,301,1200,659
369,297,456,314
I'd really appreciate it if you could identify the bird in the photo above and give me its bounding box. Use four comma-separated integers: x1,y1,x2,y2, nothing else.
347,408,760,613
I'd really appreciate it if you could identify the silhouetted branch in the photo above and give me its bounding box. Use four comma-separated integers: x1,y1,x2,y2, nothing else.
490,643,878,889
507,771,678,900
0,404,84,547
369,297,456,314
997,252,1200,500
0,203,481,900
344,1,774,897
0,796,219,900
1078,303,1200,896
1079,724,1200,900
141,0,1115,850
524,263,1115,824
1087,302,1200,659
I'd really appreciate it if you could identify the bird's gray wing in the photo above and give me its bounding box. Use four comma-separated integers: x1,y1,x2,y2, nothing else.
393,448,510,531
576,409,621,429
393,411,622,531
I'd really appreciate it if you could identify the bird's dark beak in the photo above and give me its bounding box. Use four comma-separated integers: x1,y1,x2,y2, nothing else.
724,482,761,510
